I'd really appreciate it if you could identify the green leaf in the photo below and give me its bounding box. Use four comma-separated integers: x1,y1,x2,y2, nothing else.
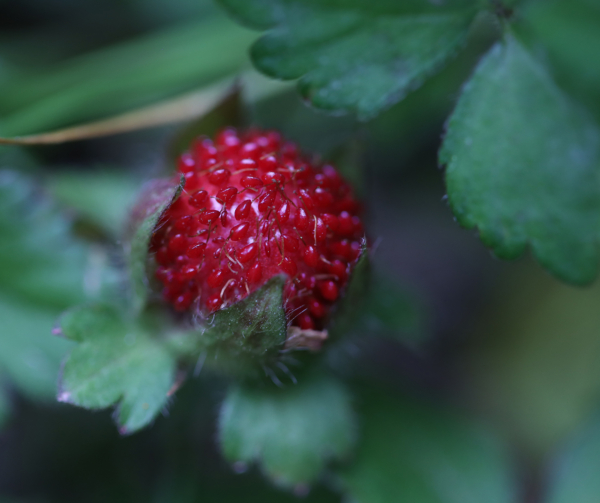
440,35,600,284
47,170,140,236
0,170,119,402
58,303,177,434
522,0,600,121
0,386,9,429
218,0,476,119
0,170,109,308
0,14,256,136
337,388,516,503
126,176,184,313
196,276,288,376
0,291,73,399
546,414,600,503
218,372,356,487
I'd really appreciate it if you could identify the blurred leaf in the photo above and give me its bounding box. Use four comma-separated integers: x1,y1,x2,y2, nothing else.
48,170,139,235
362,273,427,347
441,35,600,285
523,0,600,121
218,372,356,487
168,83,245,160
0,385,9,428
0,79,236,146
218,0,476,119
0,14,256,136
58,303,176,434
0,170,111,308
546,414,600,503
0,291,73,400
326,139,365,197
463,260,600,461
337,387,516,503
126,176,184,313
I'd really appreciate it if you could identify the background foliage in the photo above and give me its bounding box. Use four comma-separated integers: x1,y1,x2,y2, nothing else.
2,0,600,502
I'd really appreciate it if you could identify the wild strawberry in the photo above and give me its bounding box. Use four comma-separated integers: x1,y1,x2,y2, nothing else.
149,128,364,331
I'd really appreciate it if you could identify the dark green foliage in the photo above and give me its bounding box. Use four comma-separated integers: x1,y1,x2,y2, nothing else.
441,35,600,284
337,388,516,503
0,14,256,136
362,273,426,347
218,0,476,119
58,303,177,434
0,171,114,404
3,1,600,501
0,293,73,399
219,372,356,487
0,170,97,307
0,389,7,429
523,0,600,121
546,414,600,503
48,170,140,236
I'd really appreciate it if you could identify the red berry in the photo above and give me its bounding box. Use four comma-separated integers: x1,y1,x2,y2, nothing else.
148,127,365,330
217,187,238,204
259,155,277,171
241,176,263,190
189,190,208,209
208,168,230,185
229,222,248,241
178,153,195,173
238,242,259,264
319,280,339,301
277,201,291,223
234,200,252,220
187,242,206,259
295,208,310,231
207,268,227,288
216,128,241,151
199,210,219,225
303,245,319,267
168,234,187,254
246,262,262,283
309,298,326,318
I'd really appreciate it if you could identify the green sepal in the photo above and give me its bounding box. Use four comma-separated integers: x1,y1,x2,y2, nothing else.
125,175,184,313
218,371,357,488
57,303,177,434
328,240,369,340
179,276,288,378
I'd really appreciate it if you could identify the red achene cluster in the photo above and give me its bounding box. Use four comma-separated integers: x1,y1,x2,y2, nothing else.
150,128,364,330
